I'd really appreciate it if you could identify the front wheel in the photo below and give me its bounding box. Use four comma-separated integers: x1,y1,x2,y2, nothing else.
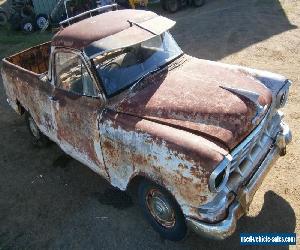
25,112,49,147
138,180,187,241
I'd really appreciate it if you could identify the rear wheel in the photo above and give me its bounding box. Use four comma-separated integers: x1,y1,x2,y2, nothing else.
166,0,180,13
160,0,168,11
9,13,22,30
25,112,49,147
192,0,205,7
138,180,187,241
0,10,8,26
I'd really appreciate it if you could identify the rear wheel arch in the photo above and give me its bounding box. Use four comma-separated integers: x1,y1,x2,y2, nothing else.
165,0,181,13
192,0,205,7
24,111,50,147
16,99,26,115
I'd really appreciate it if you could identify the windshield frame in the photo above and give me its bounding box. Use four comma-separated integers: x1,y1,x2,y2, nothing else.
91,32,183,98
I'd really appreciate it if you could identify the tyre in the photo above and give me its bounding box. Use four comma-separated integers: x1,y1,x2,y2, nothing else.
138,180,187,241
35,14,49,30
25,112,49,147
166,0,180,13
160,0,168,11
20,17,34,33
9,13,22,30
0,10,8,26
192,0,205,7
20,4,34,18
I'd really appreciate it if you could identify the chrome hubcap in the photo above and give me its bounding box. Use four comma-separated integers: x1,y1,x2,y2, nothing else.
146,189,175,228
29,117,40,139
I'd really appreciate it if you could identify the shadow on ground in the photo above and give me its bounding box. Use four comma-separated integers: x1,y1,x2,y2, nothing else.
0,137,296,249
184,191,296,250
160,0,297,61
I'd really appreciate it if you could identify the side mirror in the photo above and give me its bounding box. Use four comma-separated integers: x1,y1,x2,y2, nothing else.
39,73,49,82
98,92,107,104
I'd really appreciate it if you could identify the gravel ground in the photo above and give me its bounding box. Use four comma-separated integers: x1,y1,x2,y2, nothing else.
0,0,299,249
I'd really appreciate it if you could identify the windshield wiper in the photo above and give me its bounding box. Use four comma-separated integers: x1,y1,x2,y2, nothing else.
129,65,164,91
127,20,157,35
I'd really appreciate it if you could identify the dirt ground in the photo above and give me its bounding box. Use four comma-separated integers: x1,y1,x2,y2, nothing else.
0,0,299,249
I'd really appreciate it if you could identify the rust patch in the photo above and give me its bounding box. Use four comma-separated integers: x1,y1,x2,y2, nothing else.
178,163,188,170
6,42,51,74
190,165,205,179
115,56,272,150
52,10,157,49
133,154,149,166
100,109,218,212
53,88,105,170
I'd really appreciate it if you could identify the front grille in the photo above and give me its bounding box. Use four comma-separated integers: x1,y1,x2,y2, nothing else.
227,109,282,190
230,117,267,174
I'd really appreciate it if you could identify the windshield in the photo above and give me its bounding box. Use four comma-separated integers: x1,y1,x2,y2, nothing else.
92,32,182,97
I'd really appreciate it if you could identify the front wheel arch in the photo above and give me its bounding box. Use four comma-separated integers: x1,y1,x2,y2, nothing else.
16,99,26,115
126,173,188,216
137,179,187,241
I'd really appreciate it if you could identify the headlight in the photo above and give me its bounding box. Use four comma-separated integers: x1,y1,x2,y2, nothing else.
276,80,291,109
209,156,231,193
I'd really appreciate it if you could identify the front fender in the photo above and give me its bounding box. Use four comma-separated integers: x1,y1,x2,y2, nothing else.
99,109,227,218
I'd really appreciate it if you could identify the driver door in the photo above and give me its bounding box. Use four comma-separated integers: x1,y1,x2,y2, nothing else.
51,50,108,178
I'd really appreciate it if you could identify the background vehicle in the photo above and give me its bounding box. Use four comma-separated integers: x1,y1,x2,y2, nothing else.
2,0,52,32
2,0,101,32
161,0,205,13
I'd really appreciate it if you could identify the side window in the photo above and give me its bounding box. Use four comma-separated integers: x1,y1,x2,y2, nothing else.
55,51,99,97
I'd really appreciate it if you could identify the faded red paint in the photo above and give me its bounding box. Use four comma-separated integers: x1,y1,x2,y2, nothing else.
53,88,103,166
115,55,272,150
52,9,157,49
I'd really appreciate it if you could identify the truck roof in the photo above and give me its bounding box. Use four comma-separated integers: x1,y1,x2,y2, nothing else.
52,9,158,50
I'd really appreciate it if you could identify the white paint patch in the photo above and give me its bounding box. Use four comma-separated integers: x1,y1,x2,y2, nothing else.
59,139,107,178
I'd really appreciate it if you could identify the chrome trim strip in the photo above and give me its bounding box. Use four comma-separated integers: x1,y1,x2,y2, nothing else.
60,4,118,27
228,109,277,183
219,85,266,125
275,80,291,109
187,200,243,240
209,155,231,193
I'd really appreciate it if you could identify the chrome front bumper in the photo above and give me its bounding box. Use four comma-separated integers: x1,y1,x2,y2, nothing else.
186,122,292,240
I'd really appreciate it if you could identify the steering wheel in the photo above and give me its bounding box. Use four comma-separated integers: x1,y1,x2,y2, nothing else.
104,61,121,71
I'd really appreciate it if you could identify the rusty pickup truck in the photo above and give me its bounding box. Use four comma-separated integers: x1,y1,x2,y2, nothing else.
1,7,292,241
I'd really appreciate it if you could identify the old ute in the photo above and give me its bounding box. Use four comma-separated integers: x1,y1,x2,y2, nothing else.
1,6,292,241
